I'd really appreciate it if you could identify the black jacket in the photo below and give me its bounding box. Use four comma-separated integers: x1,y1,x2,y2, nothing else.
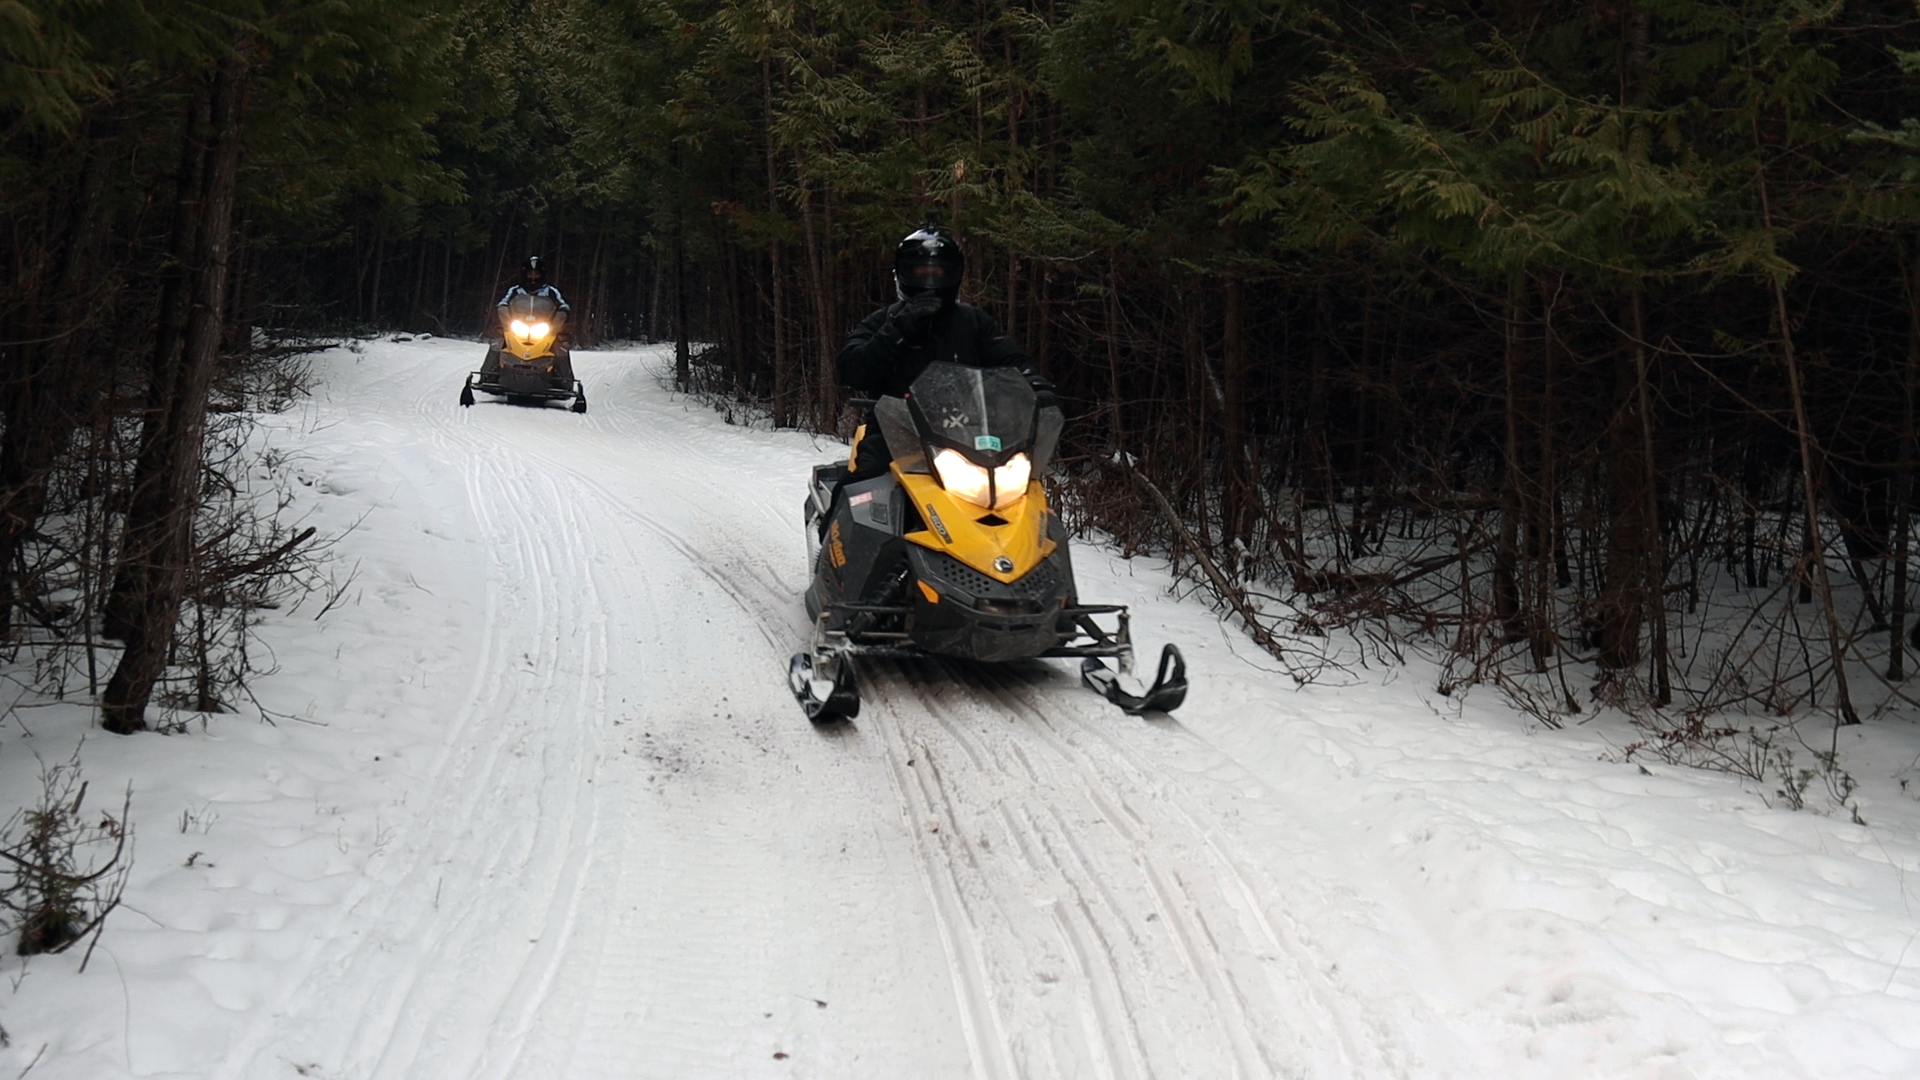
837,300,1033,398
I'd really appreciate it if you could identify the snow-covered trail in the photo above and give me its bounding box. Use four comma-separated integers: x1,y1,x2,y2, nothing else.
210,343,970,1078
7,337,1920,1080
210,339,1463,1079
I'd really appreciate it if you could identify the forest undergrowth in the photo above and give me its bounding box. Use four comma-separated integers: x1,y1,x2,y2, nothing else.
3,338,338,731
1057,445,1893,820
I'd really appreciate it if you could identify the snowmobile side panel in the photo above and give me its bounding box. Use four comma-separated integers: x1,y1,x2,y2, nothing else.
847,478,898,534
810,474,913,623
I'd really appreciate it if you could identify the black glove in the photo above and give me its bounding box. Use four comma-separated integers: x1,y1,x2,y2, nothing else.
885,293,943,345
1027,373,1061,412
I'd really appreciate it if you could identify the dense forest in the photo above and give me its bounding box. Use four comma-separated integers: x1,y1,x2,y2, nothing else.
4,0,1919,735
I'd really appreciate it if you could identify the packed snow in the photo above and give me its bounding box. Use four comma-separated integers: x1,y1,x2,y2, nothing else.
3,337,1919,1078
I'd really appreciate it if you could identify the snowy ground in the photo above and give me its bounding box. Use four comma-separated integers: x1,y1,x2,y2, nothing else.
3,337,1920,1079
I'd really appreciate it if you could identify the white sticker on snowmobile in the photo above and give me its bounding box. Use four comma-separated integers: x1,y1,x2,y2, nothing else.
974,435,1002,451
850,491,873,506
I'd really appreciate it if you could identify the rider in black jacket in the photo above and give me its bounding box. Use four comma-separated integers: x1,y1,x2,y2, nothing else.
837,221,1054,478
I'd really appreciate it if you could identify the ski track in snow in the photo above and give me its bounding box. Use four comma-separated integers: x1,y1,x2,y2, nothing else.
214,340,1450,1079
220,362,616,1079
10,336,1919,1079
858,649,1457,1080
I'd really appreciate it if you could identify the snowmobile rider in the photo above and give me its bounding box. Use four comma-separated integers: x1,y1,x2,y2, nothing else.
481,256,574,381
498,255,570,326
837,220,1057,481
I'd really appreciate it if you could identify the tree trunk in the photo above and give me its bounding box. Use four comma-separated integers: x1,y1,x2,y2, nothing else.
407,232,427,329
674,203,690,390
765,59,792,425
103,86,213,642
486,202,517,327
1221,269,1253,550
1753,144,1859,724
1894,243,1919,679
102,49,250,734
1627,292,1670,704
1494,283,1528,646
368,220,385,325
438,229,452,331
796,171,836,429
0,113,118,635
648,255,663,343
1597,292,1652,672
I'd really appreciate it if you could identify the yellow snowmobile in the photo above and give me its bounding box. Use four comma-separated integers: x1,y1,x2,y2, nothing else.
459,291,587,412
789,361,1186,722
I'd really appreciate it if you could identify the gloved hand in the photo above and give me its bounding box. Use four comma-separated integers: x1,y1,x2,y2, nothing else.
885,293,944,345
1027,373,1061,412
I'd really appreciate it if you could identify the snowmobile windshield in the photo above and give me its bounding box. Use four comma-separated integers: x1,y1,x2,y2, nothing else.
908,364,1035,464
503,293,559,322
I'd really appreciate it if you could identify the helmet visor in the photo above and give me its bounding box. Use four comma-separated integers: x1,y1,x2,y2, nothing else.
904,261,956,292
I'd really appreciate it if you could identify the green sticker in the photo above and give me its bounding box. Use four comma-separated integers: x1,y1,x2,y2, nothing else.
974,435,1002,452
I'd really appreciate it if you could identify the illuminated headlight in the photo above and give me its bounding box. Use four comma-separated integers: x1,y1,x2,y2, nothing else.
933,449,990,504
933,449,1031,511
531,322,550,338
510,319,530,336
994,453,1031,504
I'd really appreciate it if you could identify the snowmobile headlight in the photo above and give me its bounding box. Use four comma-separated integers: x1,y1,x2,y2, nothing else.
531,322,551,338
991,453,1031,510
510,319,530,336
933,448,992,506
934,449,1032,510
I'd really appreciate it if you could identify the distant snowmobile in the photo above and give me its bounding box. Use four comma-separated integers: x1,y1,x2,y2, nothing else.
790,361,1187,722
459,291,587,412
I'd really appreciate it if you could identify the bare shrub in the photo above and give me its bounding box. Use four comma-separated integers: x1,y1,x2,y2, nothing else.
0,749,131,960
1622,716,1864,823
6,335,333,726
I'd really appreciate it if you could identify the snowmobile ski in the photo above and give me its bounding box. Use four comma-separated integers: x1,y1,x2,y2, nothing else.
788,650,860,723
1081,643,1188,715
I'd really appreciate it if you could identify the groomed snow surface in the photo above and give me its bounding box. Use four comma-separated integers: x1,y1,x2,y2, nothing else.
3,338,1919,1079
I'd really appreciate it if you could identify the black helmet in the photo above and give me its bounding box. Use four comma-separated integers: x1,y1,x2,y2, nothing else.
522,255,545,284
893,221,963,302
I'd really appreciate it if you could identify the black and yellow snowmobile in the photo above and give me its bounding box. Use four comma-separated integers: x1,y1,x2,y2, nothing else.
789,361,1187,722
459,292,587,412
